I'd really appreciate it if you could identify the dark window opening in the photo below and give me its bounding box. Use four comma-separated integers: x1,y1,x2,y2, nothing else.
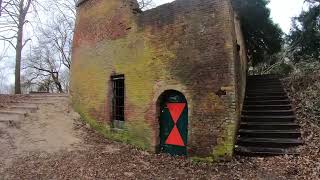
112,75,125,121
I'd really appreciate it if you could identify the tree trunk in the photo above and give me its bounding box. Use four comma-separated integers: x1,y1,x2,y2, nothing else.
56,82,63,93
15,25,23,94
52,73,64,93
0,0,3,16
14,0,32,94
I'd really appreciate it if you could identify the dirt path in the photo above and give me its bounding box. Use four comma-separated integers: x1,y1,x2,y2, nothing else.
0,94,319,180
0,95,83,175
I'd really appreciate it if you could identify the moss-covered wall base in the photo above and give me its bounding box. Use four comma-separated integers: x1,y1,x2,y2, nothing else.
75,105,152,150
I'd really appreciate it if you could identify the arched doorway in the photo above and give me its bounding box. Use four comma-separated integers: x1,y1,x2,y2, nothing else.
158,90,188,156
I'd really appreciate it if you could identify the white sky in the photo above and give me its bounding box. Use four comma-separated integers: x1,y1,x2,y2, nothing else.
268,0,306,33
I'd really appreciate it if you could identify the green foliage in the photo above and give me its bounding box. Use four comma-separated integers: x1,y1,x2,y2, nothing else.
287,2,320,63
232,0,283,67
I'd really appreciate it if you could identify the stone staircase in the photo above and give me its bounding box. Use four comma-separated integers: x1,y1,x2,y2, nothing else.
235,75,303,155
0,93,69,127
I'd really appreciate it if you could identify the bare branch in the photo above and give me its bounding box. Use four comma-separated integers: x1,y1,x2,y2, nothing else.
22,37,30,47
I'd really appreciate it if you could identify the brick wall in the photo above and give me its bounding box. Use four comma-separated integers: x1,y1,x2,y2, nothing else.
233,13,248,113
71,0,247,159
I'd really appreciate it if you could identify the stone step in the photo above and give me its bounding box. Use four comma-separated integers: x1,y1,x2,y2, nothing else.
237,75,302,156
248,75,279,80
237,137,303,148
247,86,284,91
3,101,57,105
246,91,287,97
248,76,280,80
1,102,39,107
5,104,38,109
246,92,287,97
241,115,296,122
247,83,283,87
0,112,25,122
248,82,282,86
1,105,38,113
245,96,289,101
0,108,31,114
247,82,283,86
0,110,26,115
240,122,300,130
26,97,68,101
28,93,69,97
247,78,281,81
242,110,295,116
246,88,285,94
247,88,285,92
243,105,293,111
238,129,301,139
235,146,300,156
244,99,291,105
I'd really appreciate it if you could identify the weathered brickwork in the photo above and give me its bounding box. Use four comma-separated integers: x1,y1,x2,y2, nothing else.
233,13,248,129
71,0,247,159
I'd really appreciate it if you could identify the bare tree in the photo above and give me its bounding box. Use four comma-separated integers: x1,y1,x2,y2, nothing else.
22,0,75,93
305,0,320,4
0,0,35,94
42,0,76,70
137,0,155,11
1,0,156,94
26,42,64,93
0,0,14,16
38,16,74,70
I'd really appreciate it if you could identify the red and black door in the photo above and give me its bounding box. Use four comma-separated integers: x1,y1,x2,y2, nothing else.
159,91,188,156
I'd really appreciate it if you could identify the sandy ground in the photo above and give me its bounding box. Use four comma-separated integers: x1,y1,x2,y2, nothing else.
0,98,83,175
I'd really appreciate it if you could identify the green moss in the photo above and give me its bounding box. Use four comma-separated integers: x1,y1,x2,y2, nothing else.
189,122,237,163
73,104,152,151
125,121,152,149
212,122,236,161
70,28,178,153
70,47,110,114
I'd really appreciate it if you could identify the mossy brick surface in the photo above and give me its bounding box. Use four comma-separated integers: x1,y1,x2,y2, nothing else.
71,0,247,158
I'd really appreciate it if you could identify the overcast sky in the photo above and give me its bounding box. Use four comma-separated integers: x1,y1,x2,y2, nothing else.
268,0,306,33
154,0,306,34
